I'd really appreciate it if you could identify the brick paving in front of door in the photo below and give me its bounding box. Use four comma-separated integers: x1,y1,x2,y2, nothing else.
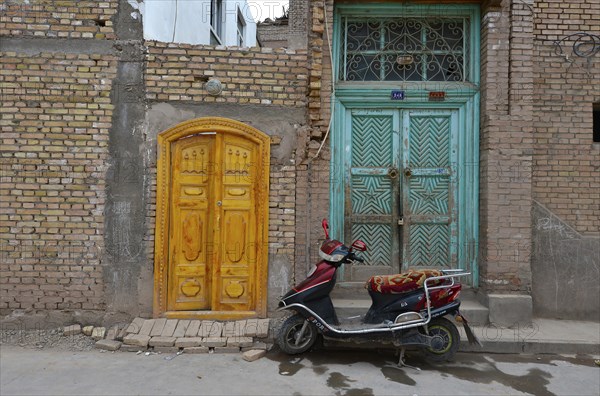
66,318,272,355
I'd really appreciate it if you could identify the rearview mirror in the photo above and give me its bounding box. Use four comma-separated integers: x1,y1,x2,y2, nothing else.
351,240,367,252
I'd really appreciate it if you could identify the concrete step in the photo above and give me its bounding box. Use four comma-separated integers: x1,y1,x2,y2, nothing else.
331,287,489,325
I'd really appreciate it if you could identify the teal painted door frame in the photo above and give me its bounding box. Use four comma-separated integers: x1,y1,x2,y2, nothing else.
330,3,480,286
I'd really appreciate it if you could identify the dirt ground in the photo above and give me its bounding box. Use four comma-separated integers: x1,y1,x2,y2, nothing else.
0,328,96,352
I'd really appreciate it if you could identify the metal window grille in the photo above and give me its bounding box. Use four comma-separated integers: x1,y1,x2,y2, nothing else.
340,16,470,82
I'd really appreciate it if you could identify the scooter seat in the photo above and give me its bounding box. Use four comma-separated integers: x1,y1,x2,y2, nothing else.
366,270,443,294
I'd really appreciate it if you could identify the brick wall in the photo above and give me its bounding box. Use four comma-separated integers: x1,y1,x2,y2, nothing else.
0,0,118,39
257,21,289,48
532,0,600,234
477,0,536,292
0,51,117,313
294,1,332,274
145,41,308,107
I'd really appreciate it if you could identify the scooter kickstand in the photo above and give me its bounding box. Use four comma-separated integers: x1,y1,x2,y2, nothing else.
397,348,421,371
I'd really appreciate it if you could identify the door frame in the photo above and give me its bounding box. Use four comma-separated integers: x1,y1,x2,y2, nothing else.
330,3,480,286
153,117,270,319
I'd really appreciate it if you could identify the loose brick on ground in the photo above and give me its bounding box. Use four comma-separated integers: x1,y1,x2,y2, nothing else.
227,337,253,348
255,319,270,338
202,337,227,347
138,320,155,336
123,334,151,347
95,340,122,351
126,318,145,334
149,336,176,347
173,320,190,338
185,320,201,337
64,325,81,336
92,327,106,341
244,319,259,336
242,349,266,362
105,325,119,340
82,326,94,336
161,320,178,337
121,345,145,352
175,337,203,348
153,346,179,354
150,318,167,336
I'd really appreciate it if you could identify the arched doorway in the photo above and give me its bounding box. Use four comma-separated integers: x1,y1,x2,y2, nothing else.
153,117,270,319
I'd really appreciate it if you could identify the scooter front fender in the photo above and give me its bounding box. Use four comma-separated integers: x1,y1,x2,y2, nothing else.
276,304,310,316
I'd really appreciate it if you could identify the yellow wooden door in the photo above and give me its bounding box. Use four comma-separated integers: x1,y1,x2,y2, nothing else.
168,132,258,312
168,135,214,311
212,134,257,312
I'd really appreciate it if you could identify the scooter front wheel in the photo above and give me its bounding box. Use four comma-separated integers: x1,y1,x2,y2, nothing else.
277,314,318,354
420,317,460,362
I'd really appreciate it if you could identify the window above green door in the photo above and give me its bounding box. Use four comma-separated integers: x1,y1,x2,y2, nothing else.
335,4,480,86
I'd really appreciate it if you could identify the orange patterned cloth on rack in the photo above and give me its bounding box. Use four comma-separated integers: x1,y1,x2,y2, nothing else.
366,269,443,294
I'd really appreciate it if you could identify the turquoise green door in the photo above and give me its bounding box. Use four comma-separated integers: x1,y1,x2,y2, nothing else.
345,108,458,281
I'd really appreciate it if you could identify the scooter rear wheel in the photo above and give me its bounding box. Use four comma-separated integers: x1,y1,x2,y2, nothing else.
277,314,318,354
421,317,460,362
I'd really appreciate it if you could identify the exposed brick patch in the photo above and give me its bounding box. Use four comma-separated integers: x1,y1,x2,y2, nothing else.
144,41,309,107
0,0,118,39
0,51,116,312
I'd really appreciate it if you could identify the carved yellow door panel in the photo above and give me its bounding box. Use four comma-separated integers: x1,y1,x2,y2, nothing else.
166,131,261,313
213,134,257,312
168,137,214,311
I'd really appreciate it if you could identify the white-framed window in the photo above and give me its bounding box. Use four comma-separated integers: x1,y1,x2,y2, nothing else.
236,7,246,46
210,0,223,45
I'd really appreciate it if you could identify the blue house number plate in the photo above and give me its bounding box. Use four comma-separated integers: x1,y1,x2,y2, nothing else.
391,90,405,100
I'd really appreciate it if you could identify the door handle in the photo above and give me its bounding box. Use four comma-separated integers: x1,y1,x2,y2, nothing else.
387,167,399,179
404,168,412,177
216,200,222,206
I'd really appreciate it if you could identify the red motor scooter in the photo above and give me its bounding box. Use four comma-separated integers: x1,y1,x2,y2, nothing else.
276,219,480,363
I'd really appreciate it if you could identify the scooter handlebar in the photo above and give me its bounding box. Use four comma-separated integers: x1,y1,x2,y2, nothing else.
349,253,365,263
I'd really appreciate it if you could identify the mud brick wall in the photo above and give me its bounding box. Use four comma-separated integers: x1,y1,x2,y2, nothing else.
0,51,118,313
0,0,118,39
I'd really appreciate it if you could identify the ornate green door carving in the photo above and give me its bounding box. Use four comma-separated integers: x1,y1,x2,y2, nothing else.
402,110,458,268
345,110,400,280
345,109,459,281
